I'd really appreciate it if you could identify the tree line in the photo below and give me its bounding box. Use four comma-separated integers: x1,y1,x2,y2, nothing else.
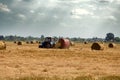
0,33,120,42
0,35,41,41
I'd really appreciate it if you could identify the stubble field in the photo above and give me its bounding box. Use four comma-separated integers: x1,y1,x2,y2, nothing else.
0,42,120,80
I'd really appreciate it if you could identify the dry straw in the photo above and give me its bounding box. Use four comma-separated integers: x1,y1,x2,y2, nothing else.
0,41,6,50
91,42,104,50
70,41,75,46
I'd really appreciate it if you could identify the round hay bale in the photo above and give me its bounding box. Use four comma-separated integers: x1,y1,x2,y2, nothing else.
39,41,41,44
26,41,29,44
84,41,88,44
17,41,22,45
56,38,70,49
14,41,17,44
108,43,116,48
91,42,104,50
36,41,39,43
30,41,34,44
0,41,6,50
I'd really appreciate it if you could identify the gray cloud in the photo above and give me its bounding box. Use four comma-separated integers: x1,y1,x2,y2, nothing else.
0,0,120,38
0,3,10,12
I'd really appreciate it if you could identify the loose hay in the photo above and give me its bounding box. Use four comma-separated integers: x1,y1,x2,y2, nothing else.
108,43,116,48
0,41,6,50
91,42,104,50
55,42,61,48
70,41,75,46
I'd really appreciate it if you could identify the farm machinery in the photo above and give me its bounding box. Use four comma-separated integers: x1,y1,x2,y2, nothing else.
39,37,56,48
39,37,71,49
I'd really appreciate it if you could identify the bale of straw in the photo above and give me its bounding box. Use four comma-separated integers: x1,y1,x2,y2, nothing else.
108,43,116,48
17,41,22,45
36,41,39,43
56,38,70,49
0,41,6,50
30,41,34,44
14,41,17,44
84,41,88,44
26,41,29,44
39,41,41,44
91,42,104,50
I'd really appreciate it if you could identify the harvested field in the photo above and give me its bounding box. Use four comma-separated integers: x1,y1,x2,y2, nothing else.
0,42,120,80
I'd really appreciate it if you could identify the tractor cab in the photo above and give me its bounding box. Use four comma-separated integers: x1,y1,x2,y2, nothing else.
39,37,56,48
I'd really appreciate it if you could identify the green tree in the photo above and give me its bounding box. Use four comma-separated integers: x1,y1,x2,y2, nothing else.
114,37,120,42
105,33,115,41
40,35,45,41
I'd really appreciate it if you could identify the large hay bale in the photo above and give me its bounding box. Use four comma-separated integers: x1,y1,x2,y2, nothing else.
55,38,70,49
17,41,22,45
108,43,116,48
91,42,104,50
0,41,6,50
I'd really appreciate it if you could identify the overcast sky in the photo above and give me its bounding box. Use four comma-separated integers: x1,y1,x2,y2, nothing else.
0,0,120,38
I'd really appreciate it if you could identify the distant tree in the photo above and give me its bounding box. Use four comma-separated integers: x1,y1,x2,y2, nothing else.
5,35,15,41
0,35,4,40
105,33,115,41
114,37,120,42
3,35,41,41
53,36,58,41
40,35,45,41
71,37,78,41
27,36,34,41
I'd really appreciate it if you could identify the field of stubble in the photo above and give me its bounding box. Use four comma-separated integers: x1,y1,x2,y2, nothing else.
0,42,120,80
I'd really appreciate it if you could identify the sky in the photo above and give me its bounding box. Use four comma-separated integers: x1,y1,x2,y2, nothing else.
0,0,120,38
